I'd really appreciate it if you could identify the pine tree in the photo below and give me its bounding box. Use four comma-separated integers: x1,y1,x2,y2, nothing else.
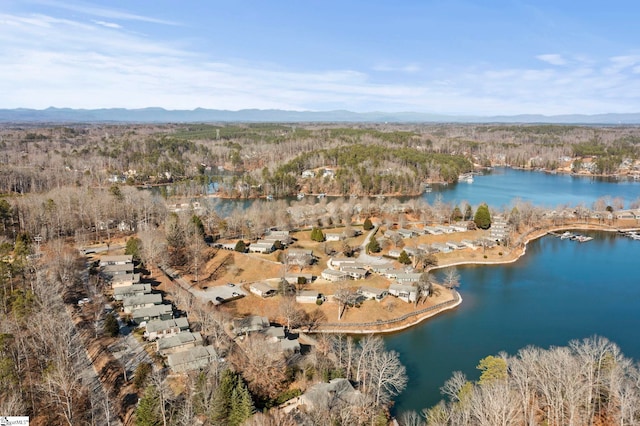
398,250,411,265
228,380,254,426
474,203,492,230
234,240,246,252
310,227,325,242
135,385,161,426
367,236,381,253
210,369,236,423
363,218,374,230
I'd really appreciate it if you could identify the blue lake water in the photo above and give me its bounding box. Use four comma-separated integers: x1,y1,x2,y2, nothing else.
387,232,640,413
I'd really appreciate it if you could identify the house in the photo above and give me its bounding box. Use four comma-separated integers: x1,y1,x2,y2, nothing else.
397,228,416,239
248,241,275,254
396,273,422,284
113,283,151,301
102,263,134,277
434,225,455,234
449,224,468,232
369,262,395,274
430,242,452,253
144,317,190,341
300,378,362,412
382,268,407,279
384,230,399,239
131,304,173,324
249,282,277,298
388,282,418,303
123,293,162,314
446,241,467,250
358,286,388,301
284,273,314,285
423,226,444,235
111,273,141,288
301,170,316,178
157,331,203,355
387,249,402,259
321,269,348,282
322,169,335,178
490,217,508,242
232,315,270,335
287,248,314,263
460,239,478,249
268,230,292,245
263,326,301,353
167,345,219,373
341,266,368,280
325,232,345,242
296,290,324,304
99,255,133,266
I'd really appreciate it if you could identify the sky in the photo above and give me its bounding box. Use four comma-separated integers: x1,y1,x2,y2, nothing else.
1,0,639,115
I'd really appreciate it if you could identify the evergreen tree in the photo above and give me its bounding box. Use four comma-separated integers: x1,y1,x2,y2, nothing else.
464,204,474,221
234,240,246,252
367,236,381,253
310,227,325,242
135,385,161,426
125,237,142,261
228,383,254,426
474,203,492,230
103,313,120,337
363,218,374,231
451,206,463,221
398,250,412,265
210,369,236,423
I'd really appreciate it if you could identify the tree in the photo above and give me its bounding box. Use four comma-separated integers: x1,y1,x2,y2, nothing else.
135,385,162,426
463,204,474,221
367,236,381,253
442,268,460,290
474,203,491,230
234,240,246,253
451,206,463,221
103,313,119,337
398,250,411,265
125,237,142,261
416,272,433,305
363,218,374,231
311,227,325,242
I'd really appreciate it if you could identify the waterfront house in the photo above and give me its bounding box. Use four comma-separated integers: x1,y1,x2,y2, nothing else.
300,378,362,412
167,345,219,373
388,282,418,303
396,273,422,284
144,317,190,341
249,282,277,298
157,331,203,355
358,286,388,302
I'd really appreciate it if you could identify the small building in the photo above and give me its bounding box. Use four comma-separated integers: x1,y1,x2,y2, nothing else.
341,266,368,280
123,293,163,314
167,345,219,373
249,282,277,298
296,290,324,304
300,378,362,412
397,228,416,239
284,273,314,285
132,304,173,324
325,232,345,242
102,263,135,277
460,239,478,249
111,273,141,288
287,248,314,263
99,255,133,266
358,286,388,301
113,283,151,301
321,269,348,282
388,282,418,303
268,230,293,245
446,241,467,250
431,242,452,253
157,331,203,355
396,273,422,284
232,315,270,335
144,317,190,341
248,241,275,254
369,262,396,274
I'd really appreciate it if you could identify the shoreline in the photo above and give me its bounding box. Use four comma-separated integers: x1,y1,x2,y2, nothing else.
308,222,637,335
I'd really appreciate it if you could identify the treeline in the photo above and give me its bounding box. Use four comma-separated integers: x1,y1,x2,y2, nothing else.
402,336,640,426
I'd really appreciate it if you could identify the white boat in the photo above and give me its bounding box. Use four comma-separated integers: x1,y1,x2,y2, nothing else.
458,173,474,183
560,231,573,239
317,193,325,199
297,193,305,200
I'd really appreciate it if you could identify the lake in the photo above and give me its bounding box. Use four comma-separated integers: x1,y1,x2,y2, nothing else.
386,168,640,414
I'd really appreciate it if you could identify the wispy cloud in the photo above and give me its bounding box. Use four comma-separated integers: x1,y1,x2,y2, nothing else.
92,19,121,29
1,11,639,115
536,54,567,66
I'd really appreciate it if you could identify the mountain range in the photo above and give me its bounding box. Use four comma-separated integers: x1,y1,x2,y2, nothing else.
1,107,640,124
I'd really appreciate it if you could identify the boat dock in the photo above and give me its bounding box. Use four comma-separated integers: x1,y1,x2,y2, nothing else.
547,231,593,242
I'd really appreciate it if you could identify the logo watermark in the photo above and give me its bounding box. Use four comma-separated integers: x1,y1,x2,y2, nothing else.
0,417,29,426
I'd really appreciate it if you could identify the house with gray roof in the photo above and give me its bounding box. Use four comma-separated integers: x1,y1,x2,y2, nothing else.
321,269,348,282
300,378,362,412
358,286,388,302
113,283,151,301
388,282,418,303
144,317,190,341
167,345,219,373
232,315,270,335
123,293,162,314
157,331,203,355
132,304,173,324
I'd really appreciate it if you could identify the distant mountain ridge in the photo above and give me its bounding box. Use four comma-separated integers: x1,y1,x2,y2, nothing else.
1,107,640,124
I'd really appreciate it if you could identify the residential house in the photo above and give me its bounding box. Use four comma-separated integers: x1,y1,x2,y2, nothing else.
296,290,324,304
232,315,269,335
144,317,190,341
167,345,219,373
249,282,277,298
388,282,418,303
490,217,508,242
397,228,416,239
132,304,173,324
248,241,275,254
123,293,162,314
321,269,348,282
446,241,467,250
358,286,388,302
102,263,134,277
325,232,345,242
341,266,368,280
300,378,362,412
157,331,203,355
430,242,452,253
423,226,444,235
460,239,478,249
301,170,316,178
99,255,133,266
287,248,314,263
396,273,422,284
268,230,293,245
369,262,395,274
113,283,151,301
283,273,314,285
111,273,141,288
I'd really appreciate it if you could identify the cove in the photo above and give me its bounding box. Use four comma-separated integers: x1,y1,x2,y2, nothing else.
386,231,640,413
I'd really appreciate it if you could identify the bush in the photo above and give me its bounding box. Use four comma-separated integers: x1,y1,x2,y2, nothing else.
316,298,323,306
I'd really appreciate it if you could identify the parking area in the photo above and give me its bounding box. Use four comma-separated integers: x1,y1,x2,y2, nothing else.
195,283,247,305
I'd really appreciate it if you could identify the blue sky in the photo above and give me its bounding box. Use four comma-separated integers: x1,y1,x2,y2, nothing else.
1,0,639,115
